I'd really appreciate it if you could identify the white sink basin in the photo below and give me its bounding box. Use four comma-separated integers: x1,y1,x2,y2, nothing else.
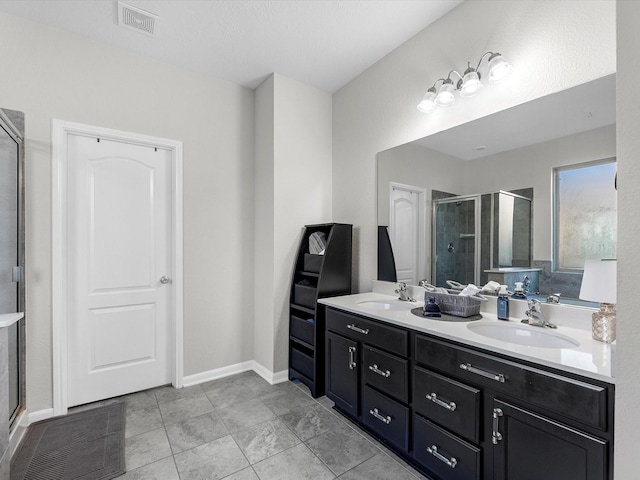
467,322,580,349
356,300,416,311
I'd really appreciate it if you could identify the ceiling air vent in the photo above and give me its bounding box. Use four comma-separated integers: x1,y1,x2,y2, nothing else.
117,1,158,36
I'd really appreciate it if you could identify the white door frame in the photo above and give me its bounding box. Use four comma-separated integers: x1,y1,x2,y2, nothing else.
52,119,184,415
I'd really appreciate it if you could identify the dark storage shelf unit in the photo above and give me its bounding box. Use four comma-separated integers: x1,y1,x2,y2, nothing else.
289,223,352,397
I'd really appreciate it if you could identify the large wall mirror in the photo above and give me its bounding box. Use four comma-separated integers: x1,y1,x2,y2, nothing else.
377,74,616,306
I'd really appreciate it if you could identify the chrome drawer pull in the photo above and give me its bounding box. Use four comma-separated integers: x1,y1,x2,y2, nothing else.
348,346,357,370
369,408,392,424
426,445,457,469
368,364,391,378
347,324,370,335
459,363,505,383
427,392,456,412
492,407,504,444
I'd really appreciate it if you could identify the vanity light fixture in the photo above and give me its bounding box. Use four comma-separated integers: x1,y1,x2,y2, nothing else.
417,52,513,113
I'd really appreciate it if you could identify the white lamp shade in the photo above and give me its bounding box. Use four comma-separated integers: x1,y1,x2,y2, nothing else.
417,90,437,113
579,259,617,303
460,70,483,97
488,54,513,83
435,81,455,107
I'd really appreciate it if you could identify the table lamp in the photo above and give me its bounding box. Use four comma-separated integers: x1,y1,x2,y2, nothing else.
579,259,617,343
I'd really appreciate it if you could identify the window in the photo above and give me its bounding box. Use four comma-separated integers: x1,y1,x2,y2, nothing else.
554,159,617,271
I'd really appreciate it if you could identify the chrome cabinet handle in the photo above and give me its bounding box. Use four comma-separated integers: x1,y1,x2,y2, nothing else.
369,408,392,425
160,276,171,284
426,445,457,469
427,392,456,411
348,346,357,370
492,407,504,444
347,324,370,334
368,364,391,378
459,363,505,383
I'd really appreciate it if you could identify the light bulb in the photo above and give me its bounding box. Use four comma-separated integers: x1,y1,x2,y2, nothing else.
417,88,437,113
435,79,455,107
460,69,483,97
488,53,513,83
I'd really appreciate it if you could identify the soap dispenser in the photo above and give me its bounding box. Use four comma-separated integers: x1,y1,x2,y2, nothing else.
497,285,510,320
512,281,527,299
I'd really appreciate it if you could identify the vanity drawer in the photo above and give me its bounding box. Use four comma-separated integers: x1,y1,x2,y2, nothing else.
362,385,409,451
326,308,408,357
363,346,408,403
413,366,480,443
414,334,608,430
413,413,481,480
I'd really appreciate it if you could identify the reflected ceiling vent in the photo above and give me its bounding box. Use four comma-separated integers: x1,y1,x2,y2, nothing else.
117,1,158,36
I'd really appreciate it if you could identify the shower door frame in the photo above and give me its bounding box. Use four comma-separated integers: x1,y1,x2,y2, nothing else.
0,109,26,431
431,194,482,287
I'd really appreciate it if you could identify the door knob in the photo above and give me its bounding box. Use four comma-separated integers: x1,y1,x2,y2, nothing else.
160,276,171,284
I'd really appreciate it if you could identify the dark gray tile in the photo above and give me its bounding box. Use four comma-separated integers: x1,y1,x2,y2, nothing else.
222,467,260,480
280,403,345,441
121,389,159,412
305,423,379,476
158,392,214,426
217,398,276,433
203,372,277,409
165,411,229,454
125,404,164,438
114,456,180,480
154,384,204,405
232,418,300,464
252,443,335,480
174,435,249,480
316,396,335,410
125,427,173,471
260,384,316,417
338,453,418,480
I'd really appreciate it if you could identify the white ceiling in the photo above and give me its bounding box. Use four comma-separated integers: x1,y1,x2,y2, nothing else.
0,0,463,92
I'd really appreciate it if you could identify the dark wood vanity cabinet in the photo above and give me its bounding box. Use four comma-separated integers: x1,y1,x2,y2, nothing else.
324,306,615,480
288,223,352,397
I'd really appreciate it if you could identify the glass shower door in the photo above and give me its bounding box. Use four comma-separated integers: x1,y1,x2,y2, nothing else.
0,110,24,427
432,196,480,288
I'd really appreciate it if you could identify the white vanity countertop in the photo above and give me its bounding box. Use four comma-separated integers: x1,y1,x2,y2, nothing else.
319,292,614,384
0,312,24,328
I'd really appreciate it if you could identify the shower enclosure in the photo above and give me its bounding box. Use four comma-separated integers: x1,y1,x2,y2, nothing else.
432,191,532,288
0,108,25,432
432,195,480,287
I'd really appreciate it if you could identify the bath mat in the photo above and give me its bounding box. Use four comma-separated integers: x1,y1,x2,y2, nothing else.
11,403,126,480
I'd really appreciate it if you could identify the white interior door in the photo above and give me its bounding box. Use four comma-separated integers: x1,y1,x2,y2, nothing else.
67,134,173,406
389,183,426,285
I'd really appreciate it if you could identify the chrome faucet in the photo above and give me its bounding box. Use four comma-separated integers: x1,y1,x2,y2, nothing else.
522,299,557,328
395,282,415,302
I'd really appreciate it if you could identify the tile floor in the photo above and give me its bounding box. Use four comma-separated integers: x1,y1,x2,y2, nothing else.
71,371,430,480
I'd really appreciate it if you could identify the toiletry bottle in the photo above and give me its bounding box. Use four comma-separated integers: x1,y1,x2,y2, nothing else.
512,281,527,299
497,285,510,320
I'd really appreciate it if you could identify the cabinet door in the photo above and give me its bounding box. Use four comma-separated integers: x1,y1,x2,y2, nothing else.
326,331,359,418
492,399,607,480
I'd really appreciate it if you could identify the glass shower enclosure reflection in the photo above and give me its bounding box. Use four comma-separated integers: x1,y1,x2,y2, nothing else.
432,195,481,287
432,191,532,288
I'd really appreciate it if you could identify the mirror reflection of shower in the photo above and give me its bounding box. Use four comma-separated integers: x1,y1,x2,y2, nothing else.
432,190,532,288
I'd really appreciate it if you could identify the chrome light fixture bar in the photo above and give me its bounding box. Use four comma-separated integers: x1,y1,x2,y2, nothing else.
417,52,513,113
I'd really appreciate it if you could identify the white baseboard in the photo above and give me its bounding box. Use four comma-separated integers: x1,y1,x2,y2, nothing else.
27,408,55,424
182,361,254,387
252,361,289,385
182,361,289,388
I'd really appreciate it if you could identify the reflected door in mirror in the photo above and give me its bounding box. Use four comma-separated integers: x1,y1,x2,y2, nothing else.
389,184,426,285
